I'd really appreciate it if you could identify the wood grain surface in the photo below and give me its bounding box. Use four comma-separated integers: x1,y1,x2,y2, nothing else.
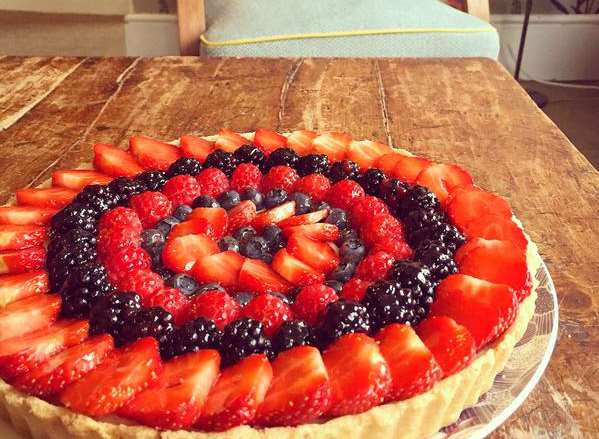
0,56,597,438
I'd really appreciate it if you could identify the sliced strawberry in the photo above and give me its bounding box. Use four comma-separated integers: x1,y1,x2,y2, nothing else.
0,294,60,342
432,274,518,349
170,218,217,239
188,207,228,238
256,346,330,426
323,333,391,416
415,163,473,205
192,251,245,288
392,155,431,184
120,350,220,430
197,354,272,431
287,233,339,273
0,224,47,251
16,187,76,209
93,143,144,177
282,223,340,241
180,135,215,163
310,132,351,162
162,234,219,273
375,324,442,401
215,128,249,153
253,129,287,154
13,334,114,397
373,152,405,176
271,248,325,286
416,316,476,376
447,187,512,231
0,319,88,380
129,135,181,171
346,140,392,170
252,201,296,232
60,337,162,417
52,169,112,190
286,130,317,155
0,206,57,226
238,258,292,294
0,246,45,274
0,270,48,307
277,208,328,228
462,214,527,249
227,200,257,232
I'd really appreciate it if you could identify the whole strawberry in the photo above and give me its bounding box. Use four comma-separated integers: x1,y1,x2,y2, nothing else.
292,284,338,326
130,191,173,228
239,294,293,337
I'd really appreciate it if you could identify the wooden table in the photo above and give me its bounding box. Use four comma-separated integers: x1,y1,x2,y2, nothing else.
0,56,597,438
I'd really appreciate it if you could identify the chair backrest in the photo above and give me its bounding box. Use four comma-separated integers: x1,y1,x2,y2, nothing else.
176,0,490,56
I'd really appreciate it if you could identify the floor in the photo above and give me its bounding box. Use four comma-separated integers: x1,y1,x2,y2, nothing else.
521,81,599,170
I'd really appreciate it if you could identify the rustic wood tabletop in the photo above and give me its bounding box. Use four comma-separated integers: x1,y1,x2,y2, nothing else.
0,56,597,438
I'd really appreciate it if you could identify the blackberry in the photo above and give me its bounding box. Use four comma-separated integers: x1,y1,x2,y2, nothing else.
168,157,202,177
47,228,96,262
192,195,220,209
317,300,370,348
163,317,222,360
220,317,273,366
261,147,299,172
296,154,330,177
59,263,114,318
47,243,98,292
328,160,360,182
204,150,238,176
363,280,417,330
89,292,142,346
416,240,458,281
388,261,433,296
123,307,175,357
50,203,97,235
403,208,444,232
398,186,440,217
74,184,119,215
233,144,266,167
135,170,168,191
108,177,144,204
408,222,465,252
378,178,409,211
271,320,314,355
357,168,387,196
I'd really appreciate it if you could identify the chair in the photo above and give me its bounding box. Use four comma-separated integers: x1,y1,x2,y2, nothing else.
176,0,496,59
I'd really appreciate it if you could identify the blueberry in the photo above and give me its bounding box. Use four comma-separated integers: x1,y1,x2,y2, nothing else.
240,236,269,259
340,238,366,263
168,273,199,296
240,188,265,210
314,201,331,212
155,216,180,235
327,261,356,283
153,265,174,280
232,292,254,307
260,252,273,264
192,195,220,208
233,226,257,243
219,236,240,252
336,228,359,246
218,190,241,210
264,189,288,209
290,192,312,215
141,229,165,252
197,282,226,294
173,205,192,221
325,280,344,294
325,208,348,229
262,225,285,252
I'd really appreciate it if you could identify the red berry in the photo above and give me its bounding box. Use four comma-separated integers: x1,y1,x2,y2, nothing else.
261,166,299,193
240,294,293,337
293,174,331,201
130,191,173,228
186,290,239,330
230,163,262,192
116,269,164,301
97,227,141,257
360,214,403,247
326,180,365,210
145,288,190,325
341,278,372,301
372,238,413,260
196,168,230,198
292,284,338,326
355,251,395,281
99,207,142,234
162,175,202,207
102,245,151,279
350,196,389,227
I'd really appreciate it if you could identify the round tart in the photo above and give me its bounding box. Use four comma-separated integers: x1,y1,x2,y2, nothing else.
0,129,538,439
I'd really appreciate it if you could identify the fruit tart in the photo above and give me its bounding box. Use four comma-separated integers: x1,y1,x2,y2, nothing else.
0,129,540,439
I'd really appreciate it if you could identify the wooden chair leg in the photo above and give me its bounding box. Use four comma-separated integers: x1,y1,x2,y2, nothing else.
466,0,491,22
177,0,206,56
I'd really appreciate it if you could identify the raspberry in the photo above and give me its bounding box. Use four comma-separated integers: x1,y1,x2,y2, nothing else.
292,284,338,326
116,269,164,300
162,175,202,207
355,251,395,281
350,195,389,227
186,290,240,330
97,227,141,256
372,237,413,260
293,174,332,201
360,214,404,247
326,179,365,210
145,287,190,325
99,207,142,234
129,191,173,228
239,294,293,337
102,245,151,279
230,163,262,192
341,278,372,301
195,168,230,198
261,165,299,193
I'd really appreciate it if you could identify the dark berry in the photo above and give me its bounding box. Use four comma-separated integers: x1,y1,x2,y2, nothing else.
335,228,359,246
155,216,180,235
272,320,314,355
289,192,312,215
217,190,241,210
197,282,226,294
47,228,96,262
220,317,272,366
388,261,433,296
325,208,348,229
59,263,113,318
233,144,266,167
339,238,366,264
363,280,417,330
135,170,168,191
124,307,175,357
328,160,360,182
325,280,344,294
240,188,264,210
398,185,440,217
141,229,165,255
167,273,199,296
47,244,97,292
168,157,202,177
262,225,285,252
378,178,409,210
173,204,193,221
407,222,464,252
153,264,174,280
416,240,458,281
192,195,220,209
164,317,222,360
357,168,387,196
327,261,356,283
232,291,255,307
317,300,370,348
108,177,144,204
74,184,119,215
233,226,257,243
264,188,288,209
403,208,444,232
240,236,269,259
219,236,240,252
268,291,293,305
204,150,237,176
313,201,331,212
296,154,330,177
51,203,97,235
262,147,299,172
89,292,142,346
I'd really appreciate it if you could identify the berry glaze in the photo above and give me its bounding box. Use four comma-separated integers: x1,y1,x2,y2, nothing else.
0,129,532,433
